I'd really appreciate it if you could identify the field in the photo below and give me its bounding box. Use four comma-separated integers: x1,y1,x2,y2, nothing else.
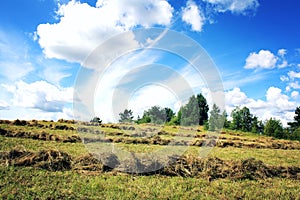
1,119,300,199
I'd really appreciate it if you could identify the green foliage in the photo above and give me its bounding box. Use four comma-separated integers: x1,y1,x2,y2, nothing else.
208,104,224,131
264,118,284,138
90,117,102,125
136,113,151,124
230,107,254,132
136,106,172,124
287,107,300,141
196,94,209,125
180,93,209,126
164,107,175,122
289,127,300,141
119,109,134,123
181,95,199,126
251,116,264,134
168,108,182,125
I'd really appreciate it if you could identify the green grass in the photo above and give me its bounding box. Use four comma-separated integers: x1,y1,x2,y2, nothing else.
1,166,299,200
1,122,300,199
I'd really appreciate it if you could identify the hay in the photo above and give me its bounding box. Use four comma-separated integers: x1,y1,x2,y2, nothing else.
73,153,104,171
0,146,72,171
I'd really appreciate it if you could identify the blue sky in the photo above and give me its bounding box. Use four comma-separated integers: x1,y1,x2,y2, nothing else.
0,0,299,125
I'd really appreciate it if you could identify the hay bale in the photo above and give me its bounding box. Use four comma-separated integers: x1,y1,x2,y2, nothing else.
2,147,72,171
32,150,72,171
73,153,104,171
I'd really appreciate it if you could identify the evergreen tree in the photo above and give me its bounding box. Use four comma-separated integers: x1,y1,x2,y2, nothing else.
208,104,223,131
264,118,284,138
180,93,209,126
197,94,209,125
119,109,134,123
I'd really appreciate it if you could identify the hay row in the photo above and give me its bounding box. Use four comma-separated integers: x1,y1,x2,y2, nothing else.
1,147,299,180
83,135,300,150
0,128,81,143
0,146,72,171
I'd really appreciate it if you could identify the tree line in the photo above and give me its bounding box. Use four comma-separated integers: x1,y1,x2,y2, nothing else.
100,93,300,141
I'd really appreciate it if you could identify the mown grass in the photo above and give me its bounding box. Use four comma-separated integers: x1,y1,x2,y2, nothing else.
1,166,299,200
1,121,300,199
2,134,300,167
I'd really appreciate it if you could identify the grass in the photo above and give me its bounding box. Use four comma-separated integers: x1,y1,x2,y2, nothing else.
1,121,300,199
1,166,299,199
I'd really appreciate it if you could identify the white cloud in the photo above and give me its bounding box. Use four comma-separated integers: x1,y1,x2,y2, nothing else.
0,100,9,110
0,62,34,81
2,80,73,112
182,0,205,32
225,86,297,126
280,75,289,82
291,91,299,99
226,87,249,106
204,0,259,14
36,0,173,64
0,30,34,81
288,71,300,80
278,49,287,57
42,64,72,86
128,85,180,118
244,50,278,69
289,81,300,89
278,60,288,68
0,107,73,121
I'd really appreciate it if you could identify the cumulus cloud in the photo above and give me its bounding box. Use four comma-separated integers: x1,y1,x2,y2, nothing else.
280,75,289,82
278,49,287,57
244,50,278,69
288,71,300,80
204,0,259,14
2,80,73,112
291,91,299,99
36,0,173,64
0,100,9,110
182,0,205,32
225,86,297,126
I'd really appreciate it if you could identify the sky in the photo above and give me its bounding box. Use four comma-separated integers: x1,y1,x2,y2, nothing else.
0,0,299,126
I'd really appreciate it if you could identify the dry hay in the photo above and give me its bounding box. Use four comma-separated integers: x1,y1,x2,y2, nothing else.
1,146,299,179
0,146,72,171
0,128,80,143
73,153,104,171
161,155,300,180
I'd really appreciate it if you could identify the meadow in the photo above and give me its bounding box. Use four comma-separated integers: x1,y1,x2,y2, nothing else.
0,119,300,199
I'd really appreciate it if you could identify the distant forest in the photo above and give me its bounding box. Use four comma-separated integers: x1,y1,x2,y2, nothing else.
112,93,300,141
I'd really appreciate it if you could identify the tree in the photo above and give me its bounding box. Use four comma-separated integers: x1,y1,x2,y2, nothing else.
119,109,134,123
197,94,209,125
264,118,284,138
208,104,224,131
180,93,209,126
288,107,300,130
90,117,102,125
230,106,253,132
164,107,175,122
181,95,199,126
251,116,264,134
136,113,151,124
221,110,231,128
287,107,300,141
230,107,242,130
169,108,182,125
136,106,169,124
